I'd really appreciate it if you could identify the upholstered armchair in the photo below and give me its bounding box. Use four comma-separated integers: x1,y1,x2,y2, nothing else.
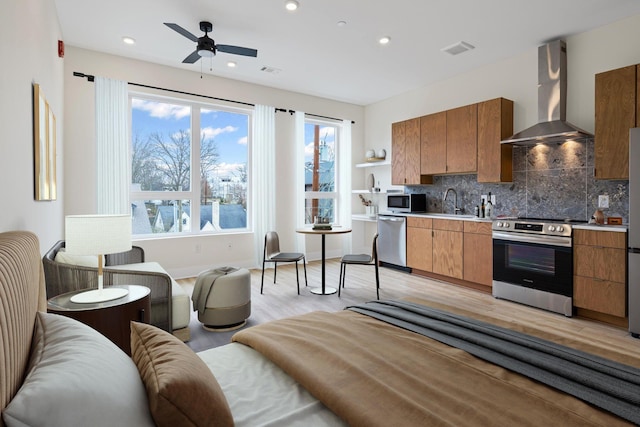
42,241,174,334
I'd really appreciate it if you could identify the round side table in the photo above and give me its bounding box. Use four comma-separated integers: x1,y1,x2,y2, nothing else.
47,285,151,355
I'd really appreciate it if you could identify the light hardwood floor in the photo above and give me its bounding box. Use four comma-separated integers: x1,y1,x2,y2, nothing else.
178,259,640,362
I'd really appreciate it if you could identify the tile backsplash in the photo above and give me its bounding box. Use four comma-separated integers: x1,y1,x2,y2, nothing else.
406,139,629,223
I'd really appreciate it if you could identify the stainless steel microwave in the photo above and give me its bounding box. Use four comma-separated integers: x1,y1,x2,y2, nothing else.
387,193,427,213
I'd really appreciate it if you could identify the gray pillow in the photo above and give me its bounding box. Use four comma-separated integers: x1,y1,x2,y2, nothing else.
3,312,155,427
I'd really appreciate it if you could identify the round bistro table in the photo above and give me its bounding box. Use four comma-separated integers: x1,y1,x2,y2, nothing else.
296,227,352,295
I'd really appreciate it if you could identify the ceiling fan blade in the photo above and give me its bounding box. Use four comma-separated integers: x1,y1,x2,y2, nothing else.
216,44,258,57
182,50,201,64
164,23,198,42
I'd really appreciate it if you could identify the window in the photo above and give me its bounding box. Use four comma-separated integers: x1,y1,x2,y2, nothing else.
130,94,250,236
303,119,339,224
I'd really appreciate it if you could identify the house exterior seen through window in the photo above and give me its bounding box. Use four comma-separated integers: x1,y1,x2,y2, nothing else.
304,119,338,224
130,95,250,236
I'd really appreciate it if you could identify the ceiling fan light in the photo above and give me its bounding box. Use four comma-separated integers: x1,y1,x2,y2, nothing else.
285,0,299,11
198,48,215,58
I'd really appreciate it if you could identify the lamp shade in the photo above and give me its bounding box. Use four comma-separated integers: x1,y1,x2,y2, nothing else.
65,214,132,256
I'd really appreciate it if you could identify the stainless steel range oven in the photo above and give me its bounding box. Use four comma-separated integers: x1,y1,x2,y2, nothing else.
492,218,575,317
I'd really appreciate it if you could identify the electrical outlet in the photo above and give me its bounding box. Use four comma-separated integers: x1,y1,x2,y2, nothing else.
598,195,609,209
481,194,487,204
490,194,496,205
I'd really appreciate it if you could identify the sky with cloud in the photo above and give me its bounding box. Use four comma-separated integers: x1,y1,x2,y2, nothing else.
132,98,338,182
132,98,248,180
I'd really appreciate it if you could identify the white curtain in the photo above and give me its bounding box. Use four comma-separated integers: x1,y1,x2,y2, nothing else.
339,119,353,253
95,77,130,214
252,105,276,268
294,111,307,252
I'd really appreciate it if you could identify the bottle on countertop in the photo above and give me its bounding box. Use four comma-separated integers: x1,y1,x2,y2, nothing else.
485,192,493,219
474,205,480,217
480,199,485,218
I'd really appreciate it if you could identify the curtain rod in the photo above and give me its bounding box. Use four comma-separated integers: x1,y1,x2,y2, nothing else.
73,71,355,123
73,71,355,124
72,72,285,112
303,112,355,124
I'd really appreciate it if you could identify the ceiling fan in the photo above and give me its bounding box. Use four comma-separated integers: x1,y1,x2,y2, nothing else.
164,21,258,64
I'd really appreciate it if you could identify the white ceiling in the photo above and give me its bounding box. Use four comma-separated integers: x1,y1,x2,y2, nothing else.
54,0,640,106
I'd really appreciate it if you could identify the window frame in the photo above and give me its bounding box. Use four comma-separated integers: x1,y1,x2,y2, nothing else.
303,117,342,225
129,91,253,238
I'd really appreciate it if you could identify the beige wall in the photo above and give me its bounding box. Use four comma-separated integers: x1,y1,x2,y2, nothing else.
63,47,365,277
0,0,64,252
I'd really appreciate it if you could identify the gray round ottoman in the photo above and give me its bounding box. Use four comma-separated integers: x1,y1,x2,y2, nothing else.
191,266,251,331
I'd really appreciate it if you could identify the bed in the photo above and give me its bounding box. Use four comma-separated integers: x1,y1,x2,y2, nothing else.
1,231,639,427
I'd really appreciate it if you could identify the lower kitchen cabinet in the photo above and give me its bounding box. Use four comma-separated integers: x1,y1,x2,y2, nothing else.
573,229,627,318
432,219,463,280
463,221,493,287
407,217,432,272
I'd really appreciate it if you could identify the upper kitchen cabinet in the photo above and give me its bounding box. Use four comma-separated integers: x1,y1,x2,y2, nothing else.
420,104,478,175
477,98,514,183
392,118,432,185
446,104,478,174
594,64,638,180
420,104,478,176
420,112,447,175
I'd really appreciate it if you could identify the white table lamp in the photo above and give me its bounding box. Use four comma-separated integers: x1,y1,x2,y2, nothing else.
65,214,132,303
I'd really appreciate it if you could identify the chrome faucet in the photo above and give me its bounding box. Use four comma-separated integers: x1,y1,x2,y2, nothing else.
442,188,461,214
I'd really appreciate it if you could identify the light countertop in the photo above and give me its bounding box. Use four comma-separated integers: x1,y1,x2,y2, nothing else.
378,211,493,222
572,223,627,232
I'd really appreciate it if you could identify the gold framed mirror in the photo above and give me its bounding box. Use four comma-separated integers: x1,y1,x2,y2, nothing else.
33,83,56,201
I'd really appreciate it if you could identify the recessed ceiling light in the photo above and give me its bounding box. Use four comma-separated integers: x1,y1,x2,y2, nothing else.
122,36,136,45
227,61,237,68
337,20,347,27
379,36,391,45
285,0,299,11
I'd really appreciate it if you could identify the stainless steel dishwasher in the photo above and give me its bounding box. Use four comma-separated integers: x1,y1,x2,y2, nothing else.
377,214,407,268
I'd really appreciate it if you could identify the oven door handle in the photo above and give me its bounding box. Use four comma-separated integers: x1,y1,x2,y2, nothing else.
492,231,572,248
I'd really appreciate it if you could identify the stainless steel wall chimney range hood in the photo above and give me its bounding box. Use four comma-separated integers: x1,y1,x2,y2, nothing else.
501,40,593,145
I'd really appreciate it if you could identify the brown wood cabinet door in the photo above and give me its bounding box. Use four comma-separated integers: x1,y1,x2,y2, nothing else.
446,104,477,174
573,229,626,247
432,229,463,279
573,229,627,318
420,112,447,175
477,98,513,183
391,121,406,185
463,232,492,286
405,118,422,184
574,276,626,317
574,244,596,277
407,226,433,272
463,222,492,287
595,65,636,180
637,64,640,126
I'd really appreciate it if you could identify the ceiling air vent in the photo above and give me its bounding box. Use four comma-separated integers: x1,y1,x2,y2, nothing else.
260,66,282,74
441,41,475,56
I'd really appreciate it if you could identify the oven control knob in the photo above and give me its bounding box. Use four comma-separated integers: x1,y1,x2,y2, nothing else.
504,223,510,228
548,225,556,232
557,226,564,232
496,221,503,227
